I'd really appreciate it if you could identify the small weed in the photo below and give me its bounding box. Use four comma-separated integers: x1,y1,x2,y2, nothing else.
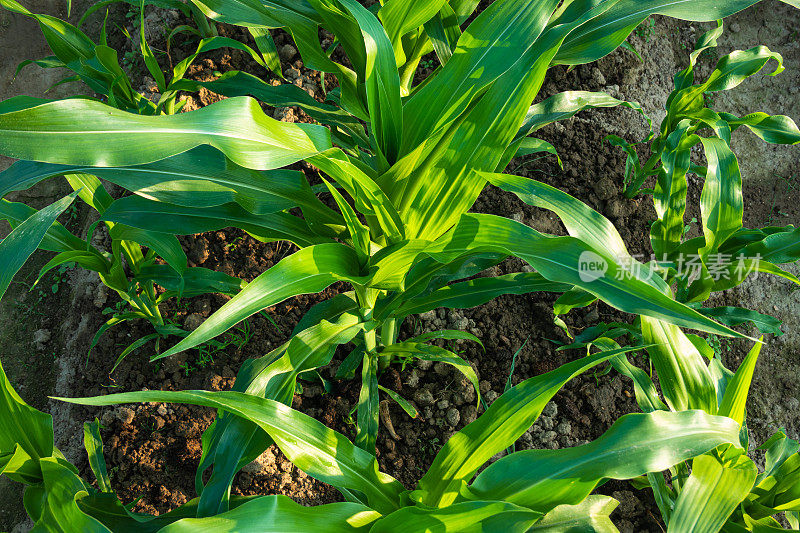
682,216,698,236
419,58,438,70
768,173,798,223
226,235,245,252
178,319,255,376
635,17,657,42
707,334,733,359
122,51,138,70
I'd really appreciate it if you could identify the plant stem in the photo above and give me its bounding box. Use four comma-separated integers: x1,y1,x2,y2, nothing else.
378,318,396,371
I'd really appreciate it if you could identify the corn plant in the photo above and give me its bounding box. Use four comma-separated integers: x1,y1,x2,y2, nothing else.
0,0,798,526
558,22,800,341
613,21,800,305
1,348,751,531
0,0,278,361
580,327,800,532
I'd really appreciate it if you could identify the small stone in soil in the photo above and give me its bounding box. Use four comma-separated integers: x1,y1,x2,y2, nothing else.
278,44,297,61
541,430,558,444
413,389,434,407
115,407,135,425
445,407,461,427
405,369,420,388
184,313,205,331
33,328,51,349
542,402,558,418
461,405,478,425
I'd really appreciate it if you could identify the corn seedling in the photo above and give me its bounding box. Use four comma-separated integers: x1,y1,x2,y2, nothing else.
587,329,800,531
566,22,800,341
0,0,257,363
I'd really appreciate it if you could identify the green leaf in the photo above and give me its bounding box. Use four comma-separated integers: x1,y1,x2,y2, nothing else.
651,123,695,258
83,419,111,493
484,172,631,261
0,96,331,170
109,225,187,274
0,192,77,301
310,150,405,242
2,146,342,227
38,251,109,283
0,0,95,64
698,138,743,259
167,37,271,87
181,2,335,77
63,173,113,214
378,385,417,418
697,307,783,337
169,71,368,148
248,27,282,76
407,329,483,348
33,458,112,532
139,0,166,93
396,272,570,317
159,495,378,532
418,213,748,339
759,430,800,482
336,346,365,380
417,347,632,507
337,0,403,164
370,500,541,533
513,91,651,143
553,287,597,317
529,495,619,532
102,195,329,249
389,10,571,241
136,265,244,298
111,333,161,374
57,390,405,514
0,358,55,485
503,138,563,171
400,0,560,152
554,0,771,66
423,3,460,65
355,351,379,453
640,317,718,413
673,20,724,91
0,199,86,253
468,410,742,513
669,453,758,533
157,244,365,360
378,0,447,64
722,225,800,265
718,340,762,426
321,178,371,263
722,112,800,145
75,492,260,532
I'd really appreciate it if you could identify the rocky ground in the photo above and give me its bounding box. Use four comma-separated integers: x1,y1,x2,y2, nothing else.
0,1,798,531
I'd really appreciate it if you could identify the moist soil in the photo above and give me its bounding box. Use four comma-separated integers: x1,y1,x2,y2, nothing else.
1,2,799,532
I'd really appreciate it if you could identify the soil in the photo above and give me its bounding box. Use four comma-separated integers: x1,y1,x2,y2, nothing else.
1,1,799,532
